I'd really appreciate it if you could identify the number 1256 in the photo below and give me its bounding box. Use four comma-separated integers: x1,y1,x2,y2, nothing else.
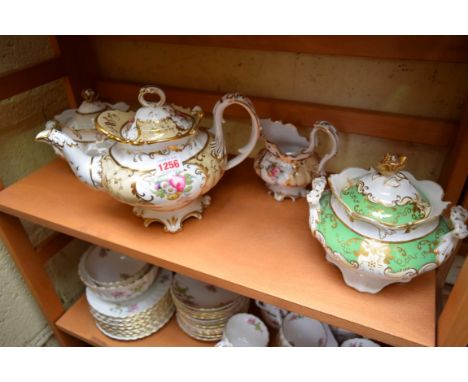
158,159,180,172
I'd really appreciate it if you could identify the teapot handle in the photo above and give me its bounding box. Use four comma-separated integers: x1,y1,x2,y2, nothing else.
307,121,339,175
212,94,261,171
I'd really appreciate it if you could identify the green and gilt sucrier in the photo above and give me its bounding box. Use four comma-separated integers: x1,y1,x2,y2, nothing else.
307,154,468,293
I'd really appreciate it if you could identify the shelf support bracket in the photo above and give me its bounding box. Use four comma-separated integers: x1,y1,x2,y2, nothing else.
438,255,468,346
0,212,82,346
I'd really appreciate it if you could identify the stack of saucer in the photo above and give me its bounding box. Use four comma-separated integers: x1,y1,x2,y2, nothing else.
171,273,249,341
79,246,175,340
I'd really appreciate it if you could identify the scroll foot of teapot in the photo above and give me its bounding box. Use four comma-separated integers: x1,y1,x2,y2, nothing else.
133,195,211,233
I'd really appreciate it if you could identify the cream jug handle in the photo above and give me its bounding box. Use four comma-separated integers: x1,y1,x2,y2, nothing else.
307,121,339,175
212,94,261,171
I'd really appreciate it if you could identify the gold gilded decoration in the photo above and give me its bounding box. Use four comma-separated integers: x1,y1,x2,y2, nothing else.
96,104,204,145
376,153,407,176
354,239,393,267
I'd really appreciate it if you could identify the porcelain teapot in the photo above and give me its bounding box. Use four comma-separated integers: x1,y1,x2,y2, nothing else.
36,86,261,232
254,119,339,201
46,89,129,157
307,154,468,293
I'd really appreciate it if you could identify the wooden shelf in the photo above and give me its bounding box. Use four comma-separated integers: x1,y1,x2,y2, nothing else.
0,159,436,346
56,295,212,347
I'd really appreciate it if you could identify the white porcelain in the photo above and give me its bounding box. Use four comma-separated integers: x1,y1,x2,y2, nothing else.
92,290,175,341
308,154,468,293
254,300,288,329
86,269,172,318
215,313,269,347
78,246,158,302
254,119,338,201
172,273,240,309
323,323,339,346
177,297,249,326
95,304,174,341
36,86,261,233
341,338,381,347
47,89,129,157
330,326,359,344
80,246,150,285
277,313,333,347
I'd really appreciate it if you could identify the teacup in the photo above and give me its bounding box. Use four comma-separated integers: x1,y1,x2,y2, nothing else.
277,313,331,347
255,300,288,329
215,313,269,347
341,338,381,347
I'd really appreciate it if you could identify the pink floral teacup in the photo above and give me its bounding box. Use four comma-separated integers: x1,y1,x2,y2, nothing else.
277,313,332,347
215,313,269,347
255,300,288,329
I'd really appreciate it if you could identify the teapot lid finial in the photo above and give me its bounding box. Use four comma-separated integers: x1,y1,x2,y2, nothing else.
81,89,98,103
77,88,106,114
138,86,166,108
376,153,407,176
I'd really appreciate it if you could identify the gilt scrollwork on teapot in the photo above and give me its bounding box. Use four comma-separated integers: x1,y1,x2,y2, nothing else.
36,86,261,233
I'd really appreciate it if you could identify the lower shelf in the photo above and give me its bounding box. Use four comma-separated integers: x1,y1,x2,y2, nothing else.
56,295,213,347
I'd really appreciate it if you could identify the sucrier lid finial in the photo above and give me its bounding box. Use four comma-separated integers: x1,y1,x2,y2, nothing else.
376,153,407,176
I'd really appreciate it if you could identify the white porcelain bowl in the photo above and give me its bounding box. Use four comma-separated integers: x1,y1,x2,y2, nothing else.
216,313,269,347
277,313,332,347
79,246,159,302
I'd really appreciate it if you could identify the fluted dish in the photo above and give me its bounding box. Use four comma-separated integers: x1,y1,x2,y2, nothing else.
79,246,158,302
86,269,174,341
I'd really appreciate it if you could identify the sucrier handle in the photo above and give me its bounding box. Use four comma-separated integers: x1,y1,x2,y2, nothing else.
211,93,261,171
307,176,327,231
307,121,339,175
138,86,166,107
435,206,468,265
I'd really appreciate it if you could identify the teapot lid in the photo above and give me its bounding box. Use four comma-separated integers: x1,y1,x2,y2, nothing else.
338,154,432,227
53,89,129,134
95,86,204,145
76,89,107,115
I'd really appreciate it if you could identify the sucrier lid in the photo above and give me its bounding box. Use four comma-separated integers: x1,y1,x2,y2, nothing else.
95,86,204,145
338,154,432,227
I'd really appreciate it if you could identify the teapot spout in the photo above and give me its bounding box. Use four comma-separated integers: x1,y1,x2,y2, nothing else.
35,124,103,190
